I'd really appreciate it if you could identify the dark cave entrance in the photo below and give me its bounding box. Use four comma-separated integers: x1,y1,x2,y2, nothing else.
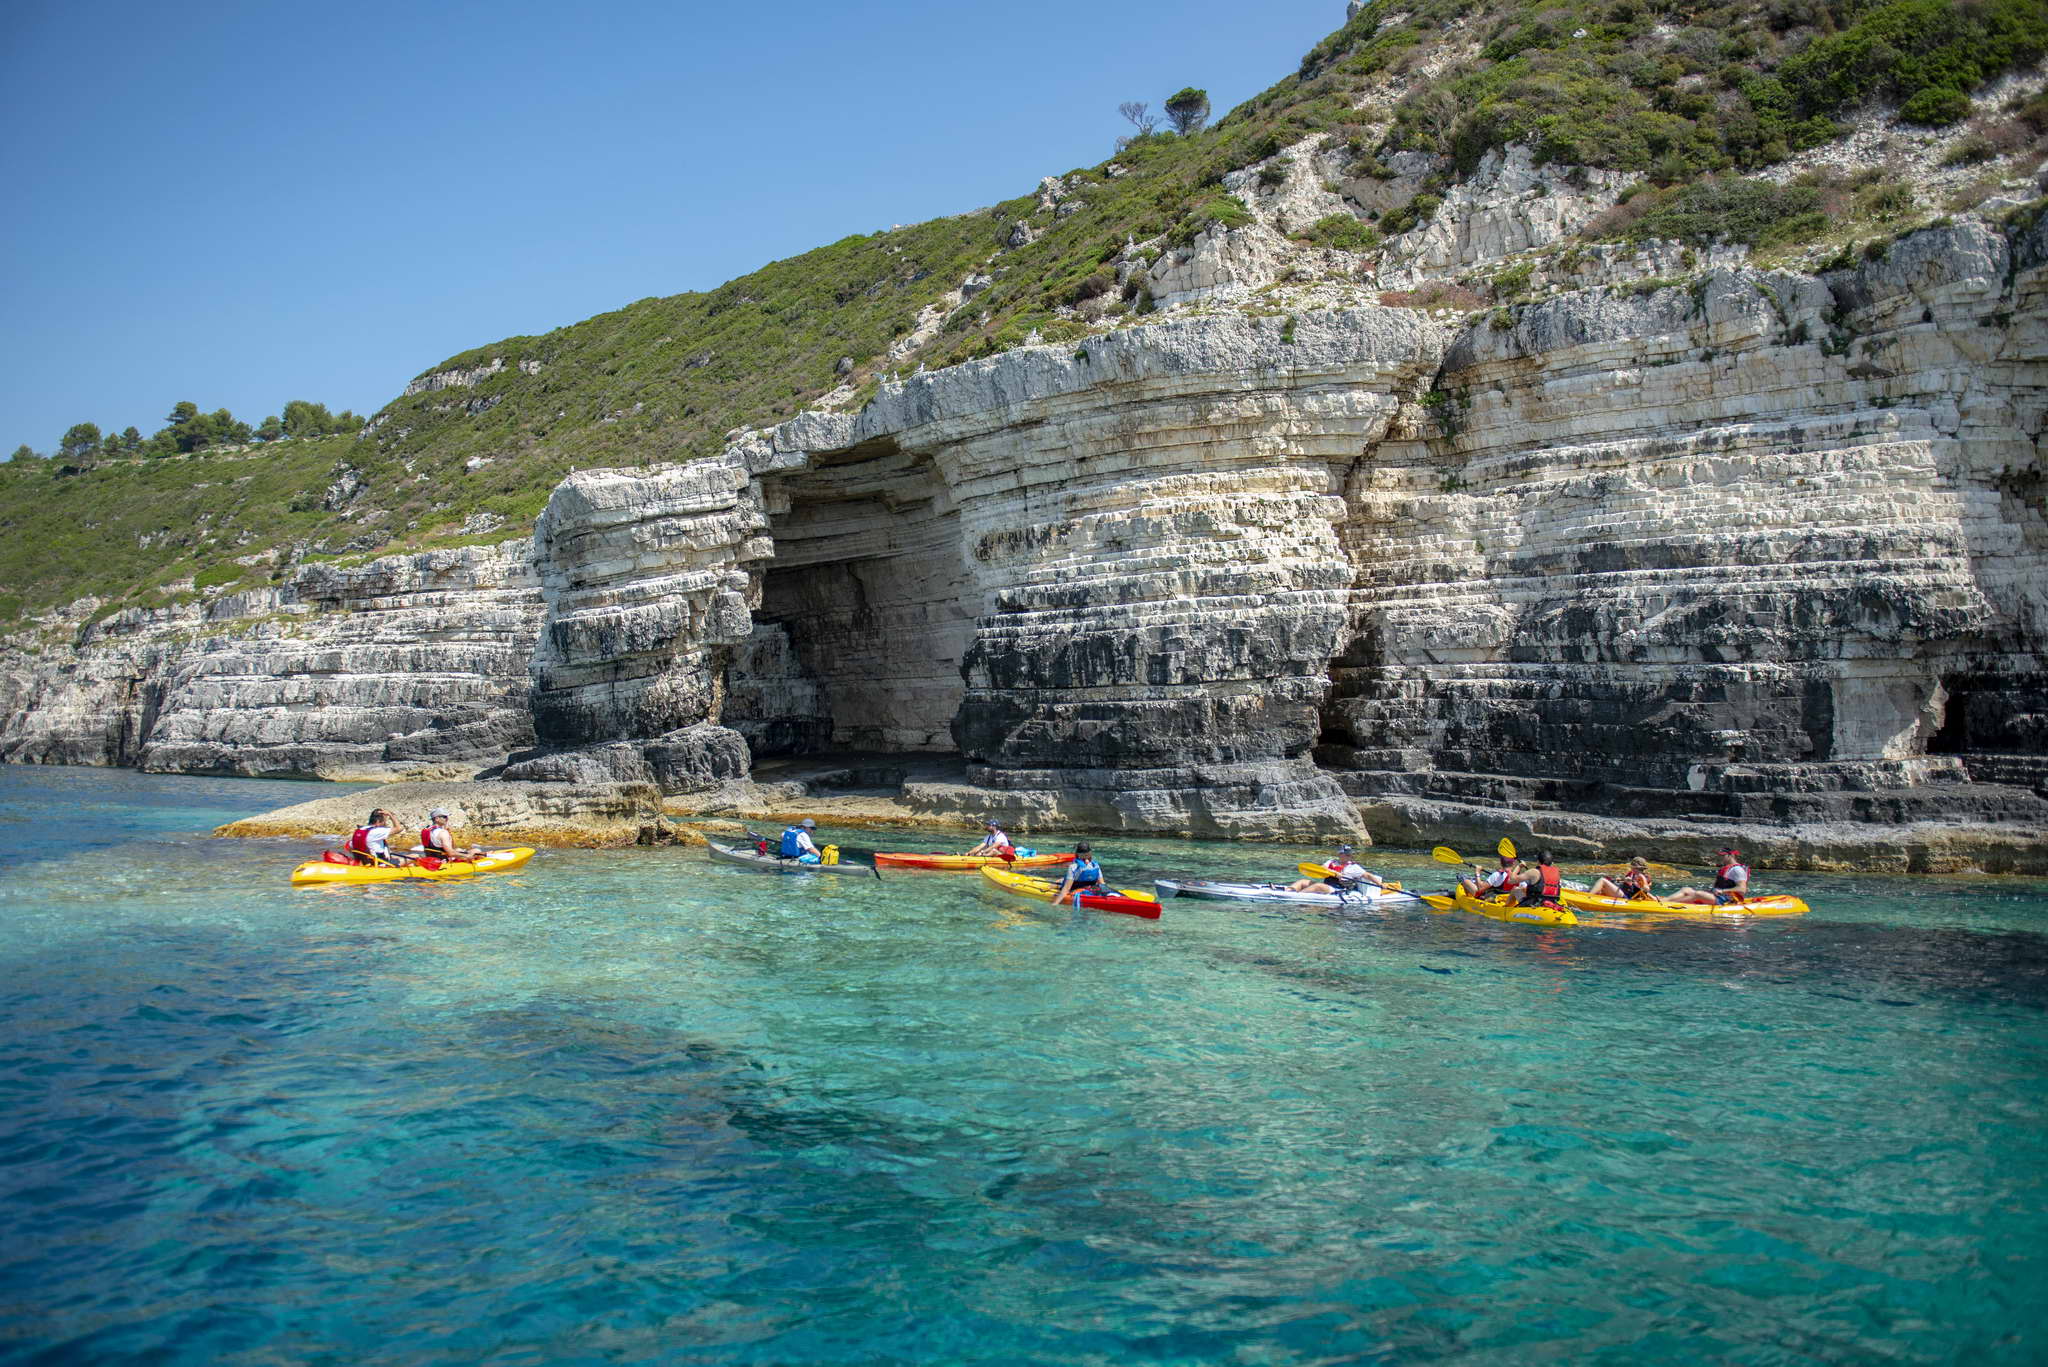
1927,679,1971,755
722,438,975,760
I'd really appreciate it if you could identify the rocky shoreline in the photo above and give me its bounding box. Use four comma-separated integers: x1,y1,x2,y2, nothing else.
215,773,2048,875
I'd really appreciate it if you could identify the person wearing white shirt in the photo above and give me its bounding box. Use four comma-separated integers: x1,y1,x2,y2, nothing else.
1287,845,1385,894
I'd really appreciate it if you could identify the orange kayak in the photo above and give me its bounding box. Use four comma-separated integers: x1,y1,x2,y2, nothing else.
873,851,1074,870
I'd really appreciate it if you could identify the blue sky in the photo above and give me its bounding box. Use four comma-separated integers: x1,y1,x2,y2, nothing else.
0,0,1345,454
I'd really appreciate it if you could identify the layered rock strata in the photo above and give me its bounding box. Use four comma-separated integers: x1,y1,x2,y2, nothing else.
499,217,2045,857
1323,218,2048,843
9,210,2047,866
0,542,544,779
737,311,1446,839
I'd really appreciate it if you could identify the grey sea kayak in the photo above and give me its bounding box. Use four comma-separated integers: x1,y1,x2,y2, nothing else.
706,839,880,877
1153,877,1410,908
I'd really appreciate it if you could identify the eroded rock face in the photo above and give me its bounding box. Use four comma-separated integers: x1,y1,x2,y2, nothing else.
526,462,769,746
1324,218,2048,833
9,211,2045,860
0,541,545,779
727,309,1446,839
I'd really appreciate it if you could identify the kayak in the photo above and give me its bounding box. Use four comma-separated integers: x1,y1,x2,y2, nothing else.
1558,888,1810,917
707,839,879,877
874,851,1074,870
290,847,535,886
1155,878,1407,909
1452,884,1579,926
979,865,1161,919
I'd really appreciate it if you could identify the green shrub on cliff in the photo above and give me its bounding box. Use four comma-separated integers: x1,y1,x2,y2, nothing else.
1302,213,1381,252
1598,177,1827,248
1777,0,2047,125
0,435,366,615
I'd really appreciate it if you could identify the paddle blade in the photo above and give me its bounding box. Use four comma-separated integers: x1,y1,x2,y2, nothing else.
1417,893,1455,910
1431,846,1465,866
1497,837,1517,859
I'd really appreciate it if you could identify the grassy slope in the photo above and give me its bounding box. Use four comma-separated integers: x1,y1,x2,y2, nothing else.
4,0,2041,624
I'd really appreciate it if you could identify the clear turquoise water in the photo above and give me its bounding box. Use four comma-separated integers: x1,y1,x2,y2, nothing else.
2,767,2045,1365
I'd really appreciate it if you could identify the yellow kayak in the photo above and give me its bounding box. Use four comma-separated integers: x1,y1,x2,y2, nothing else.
874,851,1074,870
978,865,1161,918
1453,885,1579,926
1558,888,1810,917
290,848,535,886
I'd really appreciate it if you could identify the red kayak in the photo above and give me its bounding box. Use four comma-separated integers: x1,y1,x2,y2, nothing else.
979,866,1162,920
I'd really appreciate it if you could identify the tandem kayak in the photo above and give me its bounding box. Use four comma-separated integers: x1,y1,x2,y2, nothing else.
978,865,1161,919
290,848,535,886
1558,888,1810,917
706,839,880,877
873,851,1074,871
1155,878,1408,909
1452,884,1579,926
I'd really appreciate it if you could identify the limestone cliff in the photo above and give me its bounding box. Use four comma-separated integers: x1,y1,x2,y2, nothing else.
7,214,2046,866
6,0,2048,868
477,215,2042,858
0,542,542,780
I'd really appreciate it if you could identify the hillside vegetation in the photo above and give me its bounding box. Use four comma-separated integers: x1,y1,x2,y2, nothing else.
5,0,2043,624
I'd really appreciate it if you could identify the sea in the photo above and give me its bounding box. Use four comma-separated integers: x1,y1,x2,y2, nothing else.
1,765,2044,1365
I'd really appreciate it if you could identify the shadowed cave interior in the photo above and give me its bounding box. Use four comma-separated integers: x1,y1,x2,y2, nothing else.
724,439,975,766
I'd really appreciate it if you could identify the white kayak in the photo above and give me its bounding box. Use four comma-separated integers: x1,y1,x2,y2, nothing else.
1153,877,1411,909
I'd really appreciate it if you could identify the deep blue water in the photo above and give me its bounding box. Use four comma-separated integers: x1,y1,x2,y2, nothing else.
2,766,2045,1365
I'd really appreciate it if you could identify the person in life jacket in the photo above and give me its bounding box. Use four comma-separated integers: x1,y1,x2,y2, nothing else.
420,808,482,863
1288,845,1386,895
778,818,822,865
1670,848,1750,905
963,820,1016,861
1508,849,1564,909
1591,856,1654,903
1460,853,1522,899
1053,842,1103,905
343,808,412,866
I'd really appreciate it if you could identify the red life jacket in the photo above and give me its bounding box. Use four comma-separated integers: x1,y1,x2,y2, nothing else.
421,826,446,855
1531,863,1562,905
347,827,373,855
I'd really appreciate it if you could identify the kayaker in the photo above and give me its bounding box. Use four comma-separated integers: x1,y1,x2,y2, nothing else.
1590,856,1654,902
1053,842,1103,905
420,809,482,863
343,808,411,866
1288,846,1384,895
1508,849,1564,910
1460,853,1521,899
778,818,823,865
964,820,1016,861
1670,848,1749,905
